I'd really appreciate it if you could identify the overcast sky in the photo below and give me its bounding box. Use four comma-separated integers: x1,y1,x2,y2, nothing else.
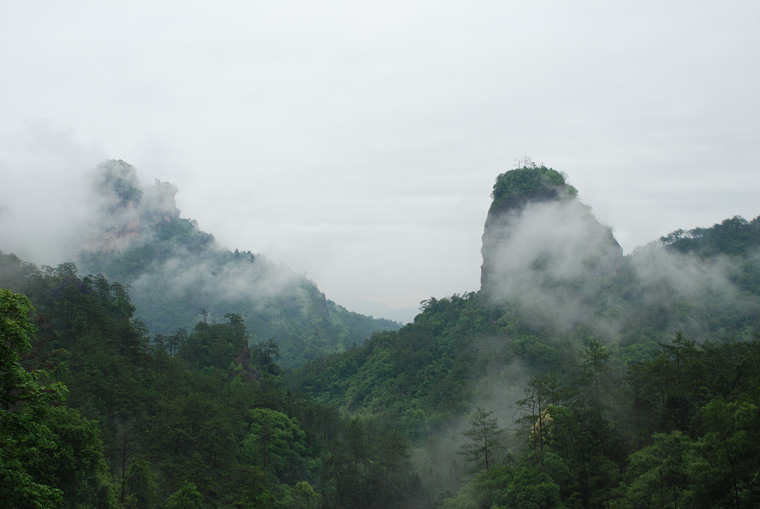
1,1,759,315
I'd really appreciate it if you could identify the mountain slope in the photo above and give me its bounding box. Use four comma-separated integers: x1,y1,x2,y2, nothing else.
291,162,760,504
76,160,399,367
293,162,760,430
0,253,423,508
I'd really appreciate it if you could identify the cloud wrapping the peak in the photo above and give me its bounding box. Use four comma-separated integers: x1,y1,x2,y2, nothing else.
481,198,622,331
480,195,759,345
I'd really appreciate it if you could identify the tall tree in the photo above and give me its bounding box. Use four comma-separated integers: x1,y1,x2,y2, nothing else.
517,373,562,468
461,407,504,472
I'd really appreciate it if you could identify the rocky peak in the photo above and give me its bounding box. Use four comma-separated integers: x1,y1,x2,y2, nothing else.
88,160,181,252
480,163,623,313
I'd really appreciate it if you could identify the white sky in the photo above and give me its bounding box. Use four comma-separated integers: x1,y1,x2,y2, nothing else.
1,1,759,313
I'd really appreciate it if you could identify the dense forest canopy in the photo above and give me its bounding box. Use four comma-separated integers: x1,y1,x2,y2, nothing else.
2,163,760,508
0,254,421,507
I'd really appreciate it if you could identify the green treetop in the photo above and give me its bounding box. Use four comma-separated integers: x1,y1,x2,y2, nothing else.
489,159,577,215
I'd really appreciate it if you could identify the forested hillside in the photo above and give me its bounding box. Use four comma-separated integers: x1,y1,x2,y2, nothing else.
0,253,422,508
2,163,760,508
76,160,398,367
292,164,760,507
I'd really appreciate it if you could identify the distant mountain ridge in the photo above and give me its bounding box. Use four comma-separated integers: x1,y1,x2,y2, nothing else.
77,160,399,367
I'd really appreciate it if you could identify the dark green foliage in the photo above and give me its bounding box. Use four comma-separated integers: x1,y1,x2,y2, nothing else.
0,254,420,508
661,215,760,298
323,417,421,508
440,464,563,509
432,334,760,508
124,458,158,508
662,215,760,257
177,314,249,369
460,407,504,472
32,406,117,508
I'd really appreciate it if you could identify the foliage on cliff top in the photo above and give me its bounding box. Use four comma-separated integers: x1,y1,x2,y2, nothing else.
489,161,578,215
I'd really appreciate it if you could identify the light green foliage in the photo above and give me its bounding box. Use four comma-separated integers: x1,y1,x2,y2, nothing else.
620,397,760,508
242,408,308,484
293,480,321,509
0,289,66,507
0,288,46,405
490,161,577,214
1,286,119,508
439,486,480,509
292,292,489,437
165,480,204,508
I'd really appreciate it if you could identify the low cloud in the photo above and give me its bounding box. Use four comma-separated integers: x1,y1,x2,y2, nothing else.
480,190,757,344
481,198,623,332
0,121,106,265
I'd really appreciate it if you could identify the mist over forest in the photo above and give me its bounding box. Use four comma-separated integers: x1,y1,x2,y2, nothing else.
74,160,400,367
2,160,760,508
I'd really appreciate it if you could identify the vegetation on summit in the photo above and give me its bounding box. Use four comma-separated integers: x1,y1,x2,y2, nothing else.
489,161,578,215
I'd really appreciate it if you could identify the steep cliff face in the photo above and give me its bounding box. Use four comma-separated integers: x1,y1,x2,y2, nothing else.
480,164,623,327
